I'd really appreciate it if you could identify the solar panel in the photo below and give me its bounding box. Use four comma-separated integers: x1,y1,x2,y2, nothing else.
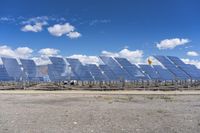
99,65,118,81
20,59,37,80
99,56,133,80
66,58,94,81
86,64,108,81
153,65,175,80
114,57,147,80
49,57,68,81
0,65,13,81
188,64,200,73
167,56,200,80
139,65,160,80
154,56,190,80
1,57,23,81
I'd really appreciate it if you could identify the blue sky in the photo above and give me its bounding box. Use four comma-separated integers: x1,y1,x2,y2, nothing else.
0,0,200,65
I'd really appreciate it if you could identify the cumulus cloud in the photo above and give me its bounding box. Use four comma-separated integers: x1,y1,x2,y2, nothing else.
38,48,60,56
156,38,190,50
15,47,33,58
32,48,61,65
67,31,81,39
102,48,144,64
21,22,47,32
68,54,103,65
47,23,81,39
0,45,33,58
47,23,75,37
187,51,199,57
21,16,48,32
182,58,200,69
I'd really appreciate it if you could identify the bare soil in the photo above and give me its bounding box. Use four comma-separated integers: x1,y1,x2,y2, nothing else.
0,92,200,133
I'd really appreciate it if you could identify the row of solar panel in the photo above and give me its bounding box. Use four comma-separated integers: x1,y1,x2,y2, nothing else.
0,56,199,82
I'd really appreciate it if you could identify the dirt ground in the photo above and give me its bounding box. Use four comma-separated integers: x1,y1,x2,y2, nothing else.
0,91,200,133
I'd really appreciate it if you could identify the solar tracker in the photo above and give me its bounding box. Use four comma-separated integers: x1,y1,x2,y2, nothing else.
66,58,94,81
114,57,147,80
20,59,37,80
139,65,160,80
99,56,133,80
47,64,56,81
1,57,23,81
153,65,175,80
99,64,118,81
86,64,108,81
0,65,13,81
153,56,190,80
49,57,68,81
167,56,200,80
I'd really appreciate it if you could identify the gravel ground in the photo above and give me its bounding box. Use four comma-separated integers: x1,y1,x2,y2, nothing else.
0,93,200,133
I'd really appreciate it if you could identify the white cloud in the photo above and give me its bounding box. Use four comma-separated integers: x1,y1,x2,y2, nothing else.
67,31,81,39
32,57,51,65
0,45,33,58
47,23,81,39
21,22,47,32
187,51,199,57
33,48,60,65
15,47,33,58
0,45,16,57
21,16,49,25
0,17,15,22
21,16,48,32
182,58,200,69
89,19,111,26
47,23,75,37
68,54,103,65
102,48,144,64
38,48,60,56
101,51,119,57
156,38,190,50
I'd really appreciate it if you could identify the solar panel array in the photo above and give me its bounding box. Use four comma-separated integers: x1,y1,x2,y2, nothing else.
20,59,37,81
49,57,67,81
153,65,175,81
153,56,190,80
0,65,13,81
114,57,147,80
1,57,23,81
99,65,118,81
66,58,93,81
99,56,133,80
139,65,159,80
86,64,108,81
0,55,199,82
167,56,200,80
